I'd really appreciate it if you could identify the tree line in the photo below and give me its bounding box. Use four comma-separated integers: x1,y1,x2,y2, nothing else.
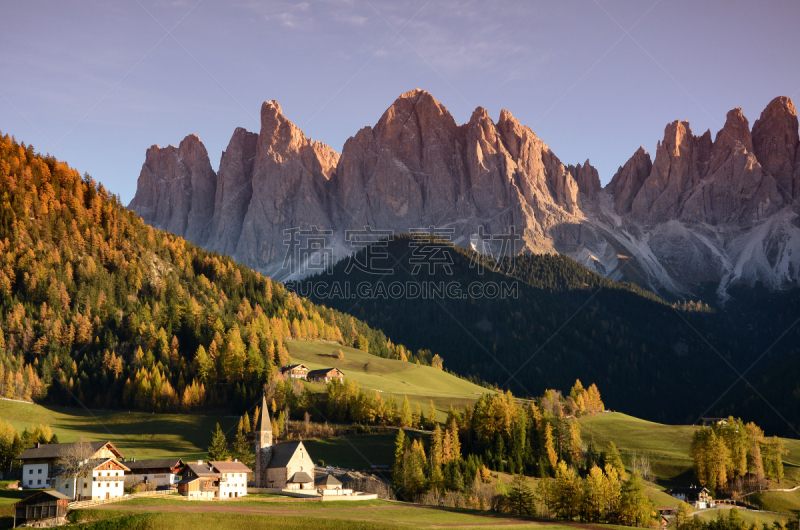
691,417,787,495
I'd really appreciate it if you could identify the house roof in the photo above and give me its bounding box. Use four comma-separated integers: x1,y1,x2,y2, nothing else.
266,441,309,469
211,461,253,474
307,368,344,377
280,364,309,372
15,490,71,506
124,458,183,471
17,441,123,460
184,462,218,477
85,458,130,472
316,474,342,486
289,471,314,483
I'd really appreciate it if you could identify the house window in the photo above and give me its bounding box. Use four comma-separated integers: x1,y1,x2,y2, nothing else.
38,469,42,474
84,483,88,488
29,469,33,474
37,480,41,485
28,480,33,485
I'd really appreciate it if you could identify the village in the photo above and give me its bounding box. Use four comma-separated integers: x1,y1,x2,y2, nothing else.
10,364,379,528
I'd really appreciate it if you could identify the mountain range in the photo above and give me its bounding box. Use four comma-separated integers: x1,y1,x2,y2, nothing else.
129,90,800,301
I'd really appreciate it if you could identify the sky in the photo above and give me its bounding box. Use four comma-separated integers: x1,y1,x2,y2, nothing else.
2,0,800,204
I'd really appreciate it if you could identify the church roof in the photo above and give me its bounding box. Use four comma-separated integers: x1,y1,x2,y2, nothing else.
266,441,308,469
289,471,313,483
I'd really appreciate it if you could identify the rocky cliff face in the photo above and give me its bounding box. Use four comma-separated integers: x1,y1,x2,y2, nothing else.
129,92,800,299
129,134,216,241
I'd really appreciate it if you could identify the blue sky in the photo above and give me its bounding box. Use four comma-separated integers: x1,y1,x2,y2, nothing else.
2,0,799,203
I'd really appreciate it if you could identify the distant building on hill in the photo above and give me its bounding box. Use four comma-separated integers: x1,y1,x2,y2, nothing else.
307,368,345,384
177,460,251,499
123,457,184,488
666,485,715,508
16,441,123,490
280,364,310,379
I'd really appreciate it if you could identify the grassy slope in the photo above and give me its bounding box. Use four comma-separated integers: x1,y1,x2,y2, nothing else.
0,400,237,461
693,508,789,526
302,433,407,470
748,490,800,514
288,340,494,422
578,412,697,487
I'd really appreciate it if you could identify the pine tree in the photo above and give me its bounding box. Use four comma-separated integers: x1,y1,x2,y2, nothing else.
583,464,605,522
400,395,412,428
619,472,654,528
405,438,428,494
544,423,558,472
449,418,461,462
392,429,407,493
242,412,251,435
428,400,437,429
505,473,536,516
231,422,254,468
412,401,422,429
207,423,229,461
606,441,625,477
568,421,582,466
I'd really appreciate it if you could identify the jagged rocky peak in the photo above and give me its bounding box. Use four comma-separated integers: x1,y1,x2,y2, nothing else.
258,100,340,175
128,133,215,242
606,147,652,214
629,119,711,222
752,96,799,197
129,91,800,298
207,127,259,256
566,159,601,198
233,99,341,271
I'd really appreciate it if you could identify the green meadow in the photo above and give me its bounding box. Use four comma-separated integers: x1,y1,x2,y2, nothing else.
288,339,494,422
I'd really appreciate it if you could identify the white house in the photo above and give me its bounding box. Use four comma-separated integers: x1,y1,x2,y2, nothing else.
54,458,130,501
16,441,124,490
211,461,251,499
177,460,252,499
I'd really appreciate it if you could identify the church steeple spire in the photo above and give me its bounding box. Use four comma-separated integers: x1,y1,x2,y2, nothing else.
260,393,272,434
254,392,273,487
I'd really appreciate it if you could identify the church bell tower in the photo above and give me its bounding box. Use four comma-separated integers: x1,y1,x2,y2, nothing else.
254,393,273,487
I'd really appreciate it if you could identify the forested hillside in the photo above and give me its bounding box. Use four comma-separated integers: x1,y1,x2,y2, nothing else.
0,133,404,411
296,235,800,436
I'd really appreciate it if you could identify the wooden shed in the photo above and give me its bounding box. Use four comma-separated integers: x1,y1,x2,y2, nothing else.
13,490,69,527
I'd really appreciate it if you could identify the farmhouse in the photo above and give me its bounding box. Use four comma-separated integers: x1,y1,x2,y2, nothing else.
177,460,251,499
666,485,715,509
53,457,130,501
123,457,184,488
16,441,123,490
280,364,309,379
13,490,70,527
307,367,345,384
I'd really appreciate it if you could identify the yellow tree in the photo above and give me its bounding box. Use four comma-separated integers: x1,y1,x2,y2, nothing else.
544,423,558,471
